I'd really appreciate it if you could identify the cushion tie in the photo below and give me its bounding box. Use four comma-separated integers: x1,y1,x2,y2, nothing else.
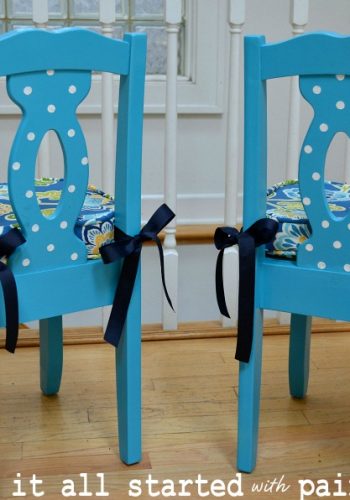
214,218,278,363
100,204,175,348
0,227,26,353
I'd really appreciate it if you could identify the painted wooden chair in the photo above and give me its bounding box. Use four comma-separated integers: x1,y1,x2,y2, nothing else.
216,32,350,473
0,28,146,465
238,32,350,472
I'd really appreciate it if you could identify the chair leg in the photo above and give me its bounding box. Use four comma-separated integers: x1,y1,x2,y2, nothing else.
117,267,142,465
289,314,312,399
39,316,63,396
237,308,263,473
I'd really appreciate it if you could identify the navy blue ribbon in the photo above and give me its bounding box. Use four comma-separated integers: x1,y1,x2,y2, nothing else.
0,227,26,353
100,204,176,348
214,218,278,363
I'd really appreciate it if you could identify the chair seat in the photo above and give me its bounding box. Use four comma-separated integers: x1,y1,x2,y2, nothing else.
266,179,350,258
0,177,114,259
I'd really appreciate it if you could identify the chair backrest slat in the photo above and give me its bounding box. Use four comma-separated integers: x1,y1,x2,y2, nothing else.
0,28,146,274
245,32,350,272
260,33,350,80
0,28,130,76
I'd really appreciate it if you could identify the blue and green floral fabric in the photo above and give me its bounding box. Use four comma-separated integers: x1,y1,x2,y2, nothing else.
0,177,114,259
266,179,350,258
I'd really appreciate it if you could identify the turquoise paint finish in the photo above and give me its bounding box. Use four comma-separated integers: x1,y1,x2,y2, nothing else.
289,314,312,399
39,316,63,396
237,36,267,472
259,259,350,318
8,70,90,272
114,33,146,465
0,28,130,76
261,32,350,79
237,32,350,472
6,260,120,323
237,307,263,473
1,28,147,466
243,36,267,228
117,265,142,464
298,74,350,271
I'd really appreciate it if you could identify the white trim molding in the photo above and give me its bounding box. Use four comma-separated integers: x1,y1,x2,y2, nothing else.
142,192,243,226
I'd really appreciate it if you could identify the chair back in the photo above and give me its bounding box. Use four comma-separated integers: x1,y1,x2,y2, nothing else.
0,28,146,273
244,33,350,272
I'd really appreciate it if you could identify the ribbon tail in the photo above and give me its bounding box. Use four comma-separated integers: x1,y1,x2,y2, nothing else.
235,233,256,363
104,250,141,348
0,262,20,354
215,248,230,318
154,236,174,312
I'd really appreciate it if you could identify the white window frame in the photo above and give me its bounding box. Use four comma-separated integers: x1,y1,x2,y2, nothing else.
144,0,225,114
0,0,225,115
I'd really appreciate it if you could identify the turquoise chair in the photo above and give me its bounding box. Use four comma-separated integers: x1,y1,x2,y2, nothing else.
0,28,146,465
217,32,350,473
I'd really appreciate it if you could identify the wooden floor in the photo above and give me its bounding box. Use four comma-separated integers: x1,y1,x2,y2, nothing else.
1,333,350,499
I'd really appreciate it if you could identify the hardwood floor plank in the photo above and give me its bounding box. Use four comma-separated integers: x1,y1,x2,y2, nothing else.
0,453,152,479
2,333,350,500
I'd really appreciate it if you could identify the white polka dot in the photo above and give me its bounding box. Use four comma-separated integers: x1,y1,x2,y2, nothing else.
313,85,321,94
47,243,55,252
23,86,32,95
312,172,321,181
31,224,39,232
12,161,21,171
318,261,326,270
306,243,314,252
70,252,78,261
344,264,350,272
60,220,68,229
322,220,330,228
320,123,328,132
68,184,76,193
47,104,56,113
67,129,75,138
348,223,350,230
25,190,33,198
81,156,88,165
333,240,342,249
304,145,313,154
27,132,35,141
336,100,345,110
68,85,77,94
22,258,30,267
336,74,345,81
47,70,55,76
303,197,311,206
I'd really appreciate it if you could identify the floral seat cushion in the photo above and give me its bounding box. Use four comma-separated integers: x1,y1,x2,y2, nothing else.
266,180,350,258
0,177,114,259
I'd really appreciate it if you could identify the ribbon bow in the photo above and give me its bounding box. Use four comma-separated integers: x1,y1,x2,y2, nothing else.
214,218,278,363
100,204,176,348
0,227,26,353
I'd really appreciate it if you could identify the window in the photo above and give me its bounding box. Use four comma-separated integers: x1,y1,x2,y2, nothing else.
0,0,186,75
0,1,224,114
